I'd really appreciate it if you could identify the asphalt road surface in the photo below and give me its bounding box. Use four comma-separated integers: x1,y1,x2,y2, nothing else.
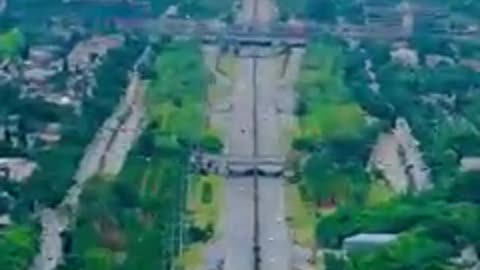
223,56,256,270
224,177,255,270
256,56,281,157
258,177,290,270
229,58,255,157
218,0,294,270
255,53,292,270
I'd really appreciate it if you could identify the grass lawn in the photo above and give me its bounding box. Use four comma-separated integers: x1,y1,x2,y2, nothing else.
217,54,236,79
0,28,24,58
179,175,225,270
300,102,366,140
285,183,316,247
188,175,225,236
366,180,395,207
176,243,204,270
207,76,231,110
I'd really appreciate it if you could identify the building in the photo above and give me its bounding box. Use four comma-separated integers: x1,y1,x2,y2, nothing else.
0,214,12,227
460,157,480,172
28,46,62,65
37,122,62,144
391,47,419,67
0,158,37,183
343,233,398,253
67,35,124,72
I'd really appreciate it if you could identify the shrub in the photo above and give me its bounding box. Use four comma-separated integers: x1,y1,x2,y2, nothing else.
199,135,223,154
201,182,213,204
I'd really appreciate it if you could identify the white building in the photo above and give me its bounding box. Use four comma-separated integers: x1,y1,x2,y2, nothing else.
390,47,419,67
0,158,37,183
343,233,398,253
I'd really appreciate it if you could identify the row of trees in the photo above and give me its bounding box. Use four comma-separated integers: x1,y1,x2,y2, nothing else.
145,40,222,153
293,39,384,207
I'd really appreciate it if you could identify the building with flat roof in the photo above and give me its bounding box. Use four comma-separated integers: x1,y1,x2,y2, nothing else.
343,233,398,253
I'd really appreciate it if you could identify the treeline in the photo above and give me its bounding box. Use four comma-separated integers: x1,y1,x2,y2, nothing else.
292,38,384,207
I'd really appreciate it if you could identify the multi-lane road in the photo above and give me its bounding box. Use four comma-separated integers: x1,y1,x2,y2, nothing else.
256,56,291,270
220,0,295,269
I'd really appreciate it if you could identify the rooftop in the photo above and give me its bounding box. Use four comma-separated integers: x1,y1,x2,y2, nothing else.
344,233,398,244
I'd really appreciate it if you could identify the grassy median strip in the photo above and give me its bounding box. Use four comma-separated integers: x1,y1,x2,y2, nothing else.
217,53,237,79
176,243,204,270
286,183,316,247
366,180,395,207
179,175,225,270
188,175,225,236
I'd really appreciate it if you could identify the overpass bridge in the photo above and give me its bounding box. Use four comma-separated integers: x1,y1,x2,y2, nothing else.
151,18,408,46
151,18,313,47
148,18,480,46
192,153,287,177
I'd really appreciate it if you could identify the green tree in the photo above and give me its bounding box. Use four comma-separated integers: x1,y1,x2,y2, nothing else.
350,233,454,270
83,247,115,270
199,134,223,154
0,225,37,270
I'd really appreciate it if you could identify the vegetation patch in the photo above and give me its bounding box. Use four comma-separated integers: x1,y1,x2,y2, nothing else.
216,53,237,79
176,243,204,270
0,225,38,270
365,181,395,207
293,40,380,208
188,175,224,234
0,28,25,58
286,183,316,247
147,41,207,143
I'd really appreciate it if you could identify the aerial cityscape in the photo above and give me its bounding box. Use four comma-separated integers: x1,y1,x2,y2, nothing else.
1,0,480,270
